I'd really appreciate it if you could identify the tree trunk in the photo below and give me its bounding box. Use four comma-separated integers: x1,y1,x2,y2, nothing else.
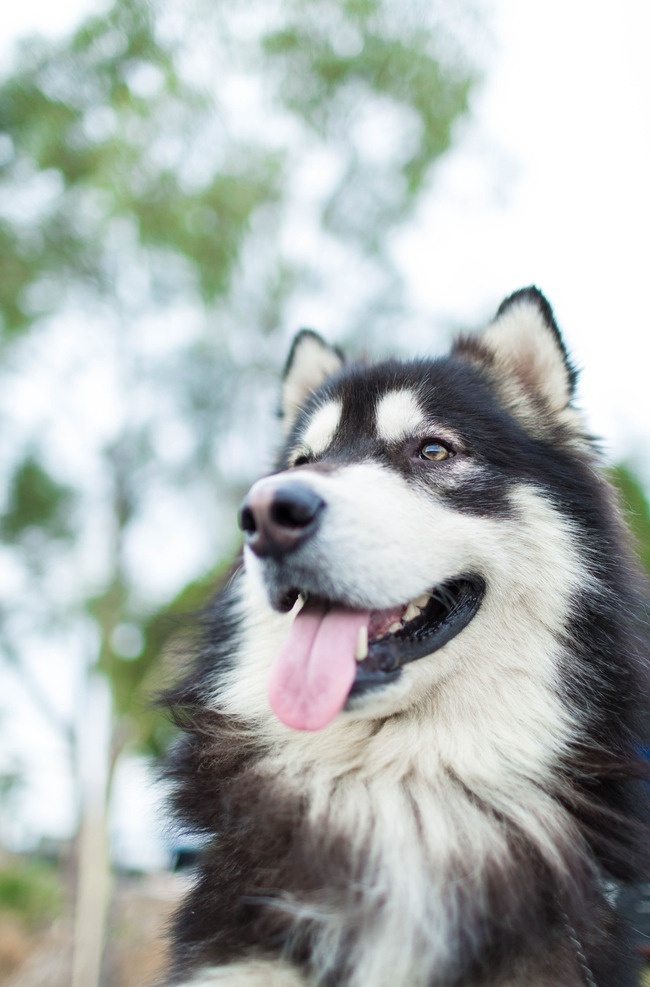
71,673,112,987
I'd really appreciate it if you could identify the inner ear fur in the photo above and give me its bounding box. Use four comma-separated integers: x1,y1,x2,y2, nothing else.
281,329,344,433
453,287,578,416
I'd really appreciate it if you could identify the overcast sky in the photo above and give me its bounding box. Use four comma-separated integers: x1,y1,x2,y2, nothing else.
1,0,648,856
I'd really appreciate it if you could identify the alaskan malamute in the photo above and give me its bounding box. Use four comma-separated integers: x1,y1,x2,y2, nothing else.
167,288,648,987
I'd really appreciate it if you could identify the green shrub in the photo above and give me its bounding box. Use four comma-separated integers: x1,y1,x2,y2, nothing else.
0,857,63,926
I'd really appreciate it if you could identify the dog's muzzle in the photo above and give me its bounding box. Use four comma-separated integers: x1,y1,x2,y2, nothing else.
239,478,325,559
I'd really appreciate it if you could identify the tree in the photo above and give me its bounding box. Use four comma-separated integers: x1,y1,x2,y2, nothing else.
0,0,481,982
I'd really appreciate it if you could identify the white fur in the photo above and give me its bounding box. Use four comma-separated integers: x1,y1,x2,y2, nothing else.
300,400,343,456
211,461,590,987
375,389,426,443
176,959,308,986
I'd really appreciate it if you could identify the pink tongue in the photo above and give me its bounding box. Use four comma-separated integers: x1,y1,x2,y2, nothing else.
268,599,370,731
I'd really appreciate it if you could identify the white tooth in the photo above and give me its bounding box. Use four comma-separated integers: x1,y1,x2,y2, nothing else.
355,626,368,661
388,622,402,634
404,602,420,622
413,593,431,608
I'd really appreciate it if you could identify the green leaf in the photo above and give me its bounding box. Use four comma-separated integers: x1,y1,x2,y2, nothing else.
0,857,63,927
1,458,75,543
610,463,650,577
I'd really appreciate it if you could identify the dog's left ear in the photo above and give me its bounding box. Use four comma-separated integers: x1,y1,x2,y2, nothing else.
453,287,578,415
281,329,344,432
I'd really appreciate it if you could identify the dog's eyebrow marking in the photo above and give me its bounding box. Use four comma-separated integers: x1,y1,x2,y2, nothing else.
376,389,426,443
302,399,343,454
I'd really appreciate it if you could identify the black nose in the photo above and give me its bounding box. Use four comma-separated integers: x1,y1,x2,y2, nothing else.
238,481,325,558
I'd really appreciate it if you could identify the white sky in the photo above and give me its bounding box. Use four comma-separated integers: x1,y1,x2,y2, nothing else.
0,0,100,48
0,0,648,858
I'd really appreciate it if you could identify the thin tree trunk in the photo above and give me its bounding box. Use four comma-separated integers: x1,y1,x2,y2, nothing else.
71,673,112,987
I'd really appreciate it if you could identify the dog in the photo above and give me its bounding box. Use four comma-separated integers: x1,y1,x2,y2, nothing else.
166,287,649,986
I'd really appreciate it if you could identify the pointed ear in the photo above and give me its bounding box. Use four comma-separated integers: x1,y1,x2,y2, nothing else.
453,287,578,418
281,329,344,432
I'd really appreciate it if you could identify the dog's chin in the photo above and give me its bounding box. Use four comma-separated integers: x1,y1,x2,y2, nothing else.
263,570,486,698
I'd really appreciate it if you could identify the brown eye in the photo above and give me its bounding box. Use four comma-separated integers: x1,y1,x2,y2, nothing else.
292,453,313,468
419,441,453,462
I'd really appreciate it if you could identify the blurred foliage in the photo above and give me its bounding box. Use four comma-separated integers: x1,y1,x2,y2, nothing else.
91,560,233,758
611,464,650,577
261,0,473,244
0,0,479,342
0,0,282,335
0,0,482,783
1,457,76,543
0,856,63,927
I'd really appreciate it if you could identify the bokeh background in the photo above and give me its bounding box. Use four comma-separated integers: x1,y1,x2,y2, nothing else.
0,1,649,985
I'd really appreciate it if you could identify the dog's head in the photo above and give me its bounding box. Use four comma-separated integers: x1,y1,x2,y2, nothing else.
238,288,593,731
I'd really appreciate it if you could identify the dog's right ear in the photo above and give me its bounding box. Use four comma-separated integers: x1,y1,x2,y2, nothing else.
281,329,344,433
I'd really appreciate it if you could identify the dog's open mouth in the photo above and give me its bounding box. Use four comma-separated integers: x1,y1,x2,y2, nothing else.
351,575,486,690
267,575,485,732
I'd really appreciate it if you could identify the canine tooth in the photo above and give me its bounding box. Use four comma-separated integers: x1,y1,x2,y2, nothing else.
413,593,431,608
355,626,368,661
388,622,402,634
404,602,420,622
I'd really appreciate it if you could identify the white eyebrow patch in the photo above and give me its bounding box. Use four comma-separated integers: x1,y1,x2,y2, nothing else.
375,389,426,443
302,399,343,454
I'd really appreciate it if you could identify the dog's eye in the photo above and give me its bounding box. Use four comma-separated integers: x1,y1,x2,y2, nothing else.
292,453,313,468
419,441,453,462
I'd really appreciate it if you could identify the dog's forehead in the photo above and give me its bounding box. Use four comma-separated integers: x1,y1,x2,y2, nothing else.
298,376,427,454
375,389,426,443
302,399,344,455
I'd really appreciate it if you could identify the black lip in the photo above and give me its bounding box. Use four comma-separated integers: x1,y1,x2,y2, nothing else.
349,575,486,699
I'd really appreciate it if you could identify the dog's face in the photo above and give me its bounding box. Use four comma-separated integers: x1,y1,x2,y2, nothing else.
238,289,592,732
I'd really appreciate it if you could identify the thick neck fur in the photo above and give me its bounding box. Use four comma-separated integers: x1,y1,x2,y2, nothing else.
170,680,603,986
256,734,586,987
